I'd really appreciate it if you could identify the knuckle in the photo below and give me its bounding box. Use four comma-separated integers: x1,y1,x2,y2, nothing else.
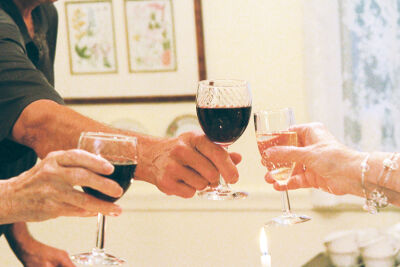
171,142,187,158
39,163,56,177
47,150,63,158
204,169,219,182
165,162,179,175
158,176,174,189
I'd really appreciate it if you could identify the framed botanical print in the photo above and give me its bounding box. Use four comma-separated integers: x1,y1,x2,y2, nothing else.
125,0,177,73
65,0,118,74
56,0,206,103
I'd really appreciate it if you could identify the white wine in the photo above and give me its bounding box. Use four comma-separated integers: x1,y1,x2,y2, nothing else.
256,131,297,185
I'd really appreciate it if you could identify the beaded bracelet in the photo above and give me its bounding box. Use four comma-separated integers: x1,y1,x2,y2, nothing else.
361,152,400,214
360,154,377,214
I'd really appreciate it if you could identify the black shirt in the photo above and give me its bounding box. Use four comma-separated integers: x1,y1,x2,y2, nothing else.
0,0,64,179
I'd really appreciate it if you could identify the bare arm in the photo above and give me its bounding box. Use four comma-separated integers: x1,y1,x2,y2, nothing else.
12,99,241,197
263,123,400,206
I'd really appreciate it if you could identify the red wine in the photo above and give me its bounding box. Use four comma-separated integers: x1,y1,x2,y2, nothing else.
196,106,251,145
83,162,136,202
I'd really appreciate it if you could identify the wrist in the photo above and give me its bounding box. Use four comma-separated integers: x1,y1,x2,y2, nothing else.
0,178,20,224
134,135,165,185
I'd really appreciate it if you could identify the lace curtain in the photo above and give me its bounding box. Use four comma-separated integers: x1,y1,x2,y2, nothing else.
341,0,400,152
304,0,400,207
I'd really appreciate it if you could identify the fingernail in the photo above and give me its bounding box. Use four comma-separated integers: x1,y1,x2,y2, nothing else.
108,207,122,216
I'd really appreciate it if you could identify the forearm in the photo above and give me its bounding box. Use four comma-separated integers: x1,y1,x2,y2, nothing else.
4,222,33,262
11,99,159,183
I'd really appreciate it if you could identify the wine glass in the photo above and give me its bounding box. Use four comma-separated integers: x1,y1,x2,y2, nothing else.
196,79,252,200
71,132,137,265
254,108,311,225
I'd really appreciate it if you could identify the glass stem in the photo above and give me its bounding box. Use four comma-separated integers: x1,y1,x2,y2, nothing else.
95,213,106,251
219,145,230,188
281,189,292,216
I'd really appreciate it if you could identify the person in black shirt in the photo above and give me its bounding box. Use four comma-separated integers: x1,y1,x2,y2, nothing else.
0,0,241,265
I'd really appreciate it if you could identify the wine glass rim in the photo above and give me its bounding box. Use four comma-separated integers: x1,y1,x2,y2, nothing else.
254,107,293,115
199,79,248,87
80,132,138,143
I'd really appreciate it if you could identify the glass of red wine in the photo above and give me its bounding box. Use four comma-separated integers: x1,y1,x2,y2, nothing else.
196,79,252,200
71,132,137,265
254,108,311,225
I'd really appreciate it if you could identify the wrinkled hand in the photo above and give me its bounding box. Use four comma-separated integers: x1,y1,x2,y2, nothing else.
4,149,123,223
17,239,75,267
263,123,363,196
135,131,242,198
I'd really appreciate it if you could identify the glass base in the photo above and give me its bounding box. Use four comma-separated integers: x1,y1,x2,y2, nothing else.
71,248,125,266
197,185,248,200
265,213,311,226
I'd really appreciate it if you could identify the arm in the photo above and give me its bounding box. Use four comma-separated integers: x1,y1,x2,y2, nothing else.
0,149,123,225
5,223,75,267
13,99,242,198
263,123,400,205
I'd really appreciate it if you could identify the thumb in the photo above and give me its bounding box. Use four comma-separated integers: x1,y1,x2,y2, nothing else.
264,146,307,165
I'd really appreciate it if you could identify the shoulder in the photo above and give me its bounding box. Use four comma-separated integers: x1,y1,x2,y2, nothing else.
0,8,24,45
0,8,18,30
40,3,58,23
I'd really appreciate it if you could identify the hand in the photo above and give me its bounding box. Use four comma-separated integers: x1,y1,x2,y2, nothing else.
263,123,363,196
2,149,123,223
135,131,242,198
17,239,75,267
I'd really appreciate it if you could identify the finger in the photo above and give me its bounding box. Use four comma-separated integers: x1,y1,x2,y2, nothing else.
291,163,305,176
229,152,242,165
171,181,196,198
61,167,123,198
285,174,311,190
290,123,336,145
264,172,276,184
58,203,98,217
171,164,209,191
172,144,220,184
55,149,114,175
62,190,122,216
55,251,76,267
264,146,307,165
191,136,239,183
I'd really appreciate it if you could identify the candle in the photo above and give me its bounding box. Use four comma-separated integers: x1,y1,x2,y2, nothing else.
259,227,271,267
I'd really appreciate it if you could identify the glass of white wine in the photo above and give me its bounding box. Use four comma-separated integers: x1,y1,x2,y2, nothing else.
254,108,311,226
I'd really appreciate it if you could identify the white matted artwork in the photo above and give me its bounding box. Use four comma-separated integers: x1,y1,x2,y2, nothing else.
65,0,118,74
125,0,177,73
55,0,201,101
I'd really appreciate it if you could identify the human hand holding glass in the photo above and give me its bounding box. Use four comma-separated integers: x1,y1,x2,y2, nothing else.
196,79,252,200
254,108,311,225
71,132,137,265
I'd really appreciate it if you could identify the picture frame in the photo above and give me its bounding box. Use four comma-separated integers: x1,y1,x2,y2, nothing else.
125,0,177,73
56,0,206,104
65,0,118,74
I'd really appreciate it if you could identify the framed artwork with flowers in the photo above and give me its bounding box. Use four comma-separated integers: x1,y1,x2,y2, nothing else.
125,0,177,73
57,0,206,103
65,0,118,74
